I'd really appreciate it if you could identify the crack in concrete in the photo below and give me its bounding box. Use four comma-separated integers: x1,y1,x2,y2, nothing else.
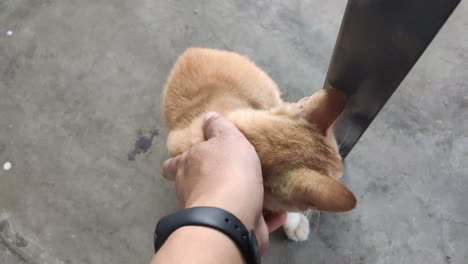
0,238,32,264
439,216,468,227
439,222,451,264
0,220,38,264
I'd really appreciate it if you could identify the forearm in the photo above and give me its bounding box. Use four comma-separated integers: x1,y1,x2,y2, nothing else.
151,226,244,264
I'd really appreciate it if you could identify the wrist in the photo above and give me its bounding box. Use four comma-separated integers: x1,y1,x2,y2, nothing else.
185,197,258,231
152,226,243,264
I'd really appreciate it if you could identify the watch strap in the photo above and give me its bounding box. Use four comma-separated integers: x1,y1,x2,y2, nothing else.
154,206,260,264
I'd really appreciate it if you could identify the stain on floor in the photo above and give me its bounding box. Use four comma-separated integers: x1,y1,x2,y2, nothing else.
128,129,159,161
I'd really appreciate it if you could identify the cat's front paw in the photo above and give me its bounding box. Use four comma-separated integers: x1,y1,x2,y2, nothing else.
283,212,310,241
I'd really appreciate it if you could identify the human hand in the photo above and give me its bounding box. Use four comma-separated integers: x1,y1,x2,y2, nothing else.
161,112,286,254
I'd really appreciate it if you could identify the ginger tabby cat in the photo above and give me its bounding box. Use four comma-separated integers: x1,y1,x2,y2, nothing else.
162,48,356,241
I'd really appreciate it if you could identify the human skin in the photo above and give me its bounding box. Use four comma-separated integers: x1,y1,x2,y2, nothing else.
151,112,286,264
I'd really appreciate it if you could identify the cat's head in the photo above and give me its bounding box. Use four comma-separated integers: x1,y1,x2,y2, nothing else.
229,89,356,213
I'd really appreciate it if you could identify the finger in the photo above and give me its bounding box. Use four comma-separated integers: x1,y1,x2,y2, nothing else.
202,112,242,140
160,155,182,181
264,212,287,233
256,217,269,256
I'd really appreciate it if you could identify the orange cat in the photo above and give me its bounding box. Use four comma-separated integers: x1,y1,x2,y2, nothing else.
162,48,356,241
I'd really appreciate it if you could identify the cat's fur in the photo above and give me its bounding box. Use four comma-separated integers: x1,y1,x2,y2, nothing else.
162,48,356,240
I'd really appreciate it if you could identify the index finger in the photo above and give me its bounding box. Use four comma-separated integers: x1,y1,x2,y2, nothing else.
264,212,287,233
160,154,182,181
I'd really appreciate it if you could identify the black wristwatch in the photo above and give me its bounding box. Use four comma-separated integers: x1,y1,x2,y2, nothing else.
154,207,261,264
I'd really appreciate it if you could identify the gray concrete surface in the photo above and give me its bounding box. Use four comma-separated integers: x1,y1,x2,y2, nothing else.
1,0,467,263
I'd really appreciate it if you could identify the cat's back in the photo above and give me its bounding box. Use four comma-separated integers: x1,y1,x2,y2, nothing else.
163,48,281,129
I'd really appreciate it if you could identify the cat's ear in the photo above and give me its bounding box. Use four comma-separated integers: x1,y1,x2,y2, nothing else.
284,168,356,212
298,89,347,134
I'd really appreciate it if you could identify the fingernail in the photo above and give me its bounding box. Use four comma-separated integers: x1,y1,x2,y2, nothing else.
203,112,219,122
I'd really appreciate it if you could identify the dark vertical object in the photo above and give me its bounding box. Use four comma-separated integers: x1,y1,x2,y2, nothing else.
325,0,461,158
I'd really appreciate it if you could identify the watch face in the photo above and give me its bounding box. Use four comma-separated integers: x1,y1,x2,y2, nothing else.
249,230,261,264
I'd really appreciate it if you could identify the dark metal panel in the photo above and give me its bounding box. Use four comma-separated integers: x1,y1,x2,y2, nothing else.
325,0,461,158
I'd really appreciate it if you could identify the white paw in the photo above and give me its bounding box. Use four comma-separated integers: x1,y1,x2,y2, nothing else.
283,212,310,241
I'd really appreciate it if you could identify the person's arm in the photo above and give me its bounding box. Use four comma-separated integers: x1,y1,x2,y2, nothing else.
152,112,285,264
152,226,243,264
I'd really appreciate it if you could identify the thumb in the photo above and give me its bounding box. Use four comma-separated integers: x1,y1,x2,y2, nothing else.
202,112,242,140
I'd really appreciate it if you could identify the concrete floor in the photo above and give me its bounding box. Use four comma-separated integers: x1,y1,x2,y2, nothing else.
1,0,467,263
